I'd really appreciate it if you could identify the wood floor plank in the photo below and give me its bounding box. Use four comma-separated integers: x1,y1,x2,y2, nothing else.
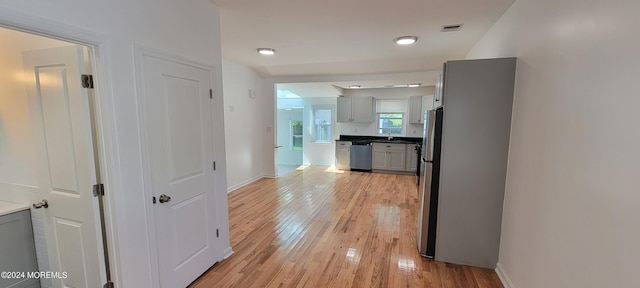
189,166,503,288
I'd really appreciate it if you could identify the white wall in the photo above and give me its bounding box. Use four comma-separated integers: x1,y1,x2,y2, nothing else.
0,1,228,287
467,1,640,287
276,97,336,167
222,59,265,191
301,98,336,166
0,28,69,187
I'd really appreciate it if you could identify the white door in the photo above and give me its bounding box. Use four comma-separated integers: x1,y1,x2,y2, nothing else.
23,46,104,288
140,54,218,287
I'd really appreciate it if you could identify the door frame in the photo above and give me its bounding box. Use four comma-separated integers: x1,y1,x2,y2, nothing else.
0,9,121,287
133,45,228,287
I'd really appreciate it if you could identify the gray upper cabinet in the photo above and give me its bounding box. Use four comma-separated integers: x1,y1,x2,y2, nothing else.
337,96,373,123
408,96,423,124
434,57,517,269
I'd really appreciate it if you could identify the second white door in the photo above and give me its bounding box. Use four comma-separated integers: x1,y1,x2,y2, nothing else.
140,53,219,288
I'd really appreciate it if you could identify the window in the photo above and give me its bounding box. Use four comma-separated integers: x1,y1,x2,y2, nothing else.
376,99,406,135
378,113,404,134
291,120,303,150
313,107,332,142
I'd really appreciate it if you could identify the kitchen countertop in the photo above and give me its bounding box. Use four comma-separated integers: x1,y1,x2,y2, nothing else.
337,135,422,145
0,201,30,217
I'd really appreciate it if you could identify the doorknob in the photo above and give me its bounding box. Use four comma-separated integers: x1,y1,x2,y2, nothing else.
275,145,283,148
159,194,171,203
33,199,49,209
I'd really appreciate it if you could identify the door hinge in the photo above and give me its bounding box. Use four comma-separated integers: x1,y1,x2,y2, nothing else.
81,74,94,89
93,183,105,197
103,281,114,288
213,161,216,171
216,229,219,238
209,89,213,99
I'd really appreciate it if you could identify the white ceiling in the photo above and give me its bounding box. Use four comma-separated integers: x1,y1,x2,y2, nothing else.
211,0,513,95
211,0,514,81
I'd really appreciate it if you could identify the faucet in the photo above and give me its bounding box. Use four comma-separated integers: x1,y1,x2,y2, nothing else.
387,128,393,141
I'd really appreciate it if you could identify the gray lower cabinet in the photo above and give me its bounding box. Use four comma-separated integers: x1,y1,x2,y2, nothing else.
0,210,39,288
335,141,351,170
405,144,418,172
371,143,406,171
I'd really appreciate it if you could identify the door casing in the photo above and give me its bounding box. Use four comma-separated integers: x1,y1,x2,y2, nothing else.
0,11,121,287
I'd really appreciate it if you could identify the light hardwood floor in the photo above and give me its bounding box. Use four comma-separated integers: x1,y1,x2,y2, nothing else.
190,165,504,288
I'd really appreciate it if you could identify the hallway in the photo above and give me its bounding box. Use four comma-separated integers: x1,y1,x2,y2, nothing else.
191,165,503,287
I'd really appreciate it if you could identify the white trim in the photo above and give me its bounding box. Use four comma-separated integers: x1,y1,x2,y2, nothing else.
222,247,234,259
312,106,333,143
0,9,122,288
278,162,303,166
133,45,161,288
496,262,515,288
375,113,407,137
0,8,107,46
134,45,224,287
227,175,263,193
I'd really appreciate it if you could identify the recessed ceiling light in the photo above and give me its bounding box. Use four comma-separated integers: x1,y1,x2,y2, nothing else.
348,85,361,89
257,48,275,55
408,83,421,87
393,36,418,45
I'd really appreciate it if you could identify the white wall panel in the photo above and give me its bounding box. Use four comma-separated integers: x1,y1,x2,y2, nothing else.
468,1,640,287
222,60,265,189
0,0,228,286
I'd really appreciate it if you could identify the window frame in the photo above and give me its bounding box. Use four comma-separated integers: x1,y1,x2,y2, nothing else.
375,99,407,137
290,120,303,151
376,113,405,136
312,106,333,143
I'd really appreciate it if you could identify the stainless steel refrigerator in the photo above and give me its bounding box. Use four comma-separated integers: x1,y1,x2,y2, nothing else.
417,107,442,258
415,58,516,268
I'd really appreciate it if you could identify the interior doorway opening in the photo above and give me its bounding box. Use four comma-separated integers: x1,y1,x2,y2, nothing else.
0,26,111,287
276,106,304,176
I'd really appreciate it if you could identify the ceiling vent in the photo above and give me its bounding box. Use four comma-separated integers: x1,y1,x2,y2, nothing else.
441,24,463,32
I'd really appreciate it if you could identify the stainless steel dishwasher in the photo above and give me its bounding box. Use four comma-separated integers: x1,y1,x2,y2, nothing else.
349,142,372,171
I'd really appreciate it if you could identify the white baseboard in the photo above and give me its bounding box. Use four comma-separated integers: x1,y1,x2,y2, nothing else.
495,263,515,288
226,175,263,193
222,247,234,259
